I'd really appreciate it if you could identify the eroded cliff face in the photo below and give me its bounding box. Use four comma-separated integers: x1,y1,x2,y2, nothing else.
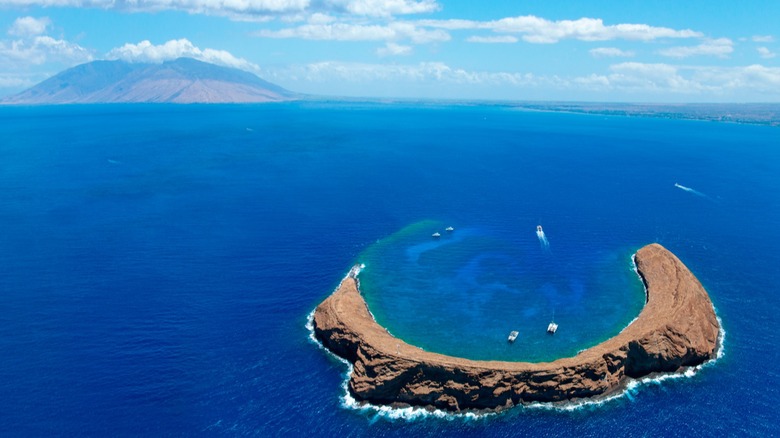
313,243,720,412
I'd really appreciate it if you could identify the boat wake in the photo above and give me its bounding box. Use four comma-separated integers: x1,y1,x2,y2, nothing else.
674,183,708,198
536,226,550,251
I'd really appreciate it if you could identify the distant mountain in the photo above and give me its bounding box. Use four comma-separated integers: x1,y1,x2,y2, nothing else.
2,58,296,104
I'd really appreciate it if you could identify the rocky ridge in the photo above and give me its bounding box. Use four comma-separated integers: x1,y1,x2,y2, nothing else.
312,243,720,412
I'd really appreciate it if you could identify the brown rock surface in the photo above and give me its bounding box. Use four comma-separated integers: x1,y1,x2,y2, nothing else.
313,243,720,412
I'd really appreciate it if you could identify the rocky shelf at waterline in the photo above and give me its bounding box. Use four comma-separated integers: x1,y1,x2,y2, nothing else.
312,243,720,412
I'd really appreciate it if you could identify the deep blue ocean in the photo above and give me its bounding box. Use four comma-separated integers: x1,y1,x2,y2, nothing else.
0,102,778,436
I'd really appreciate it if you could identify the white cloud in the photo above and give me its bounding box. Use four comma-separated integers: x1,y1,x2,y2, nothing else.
338,0,439,17
466,35,518,44
0,16,93,82
105,39,260,73
605,62,703,92
376,42,411,56
757,47,776,59
752,35,774,43
0,0,439,20
494,17,701,43
257,14,700,45
0,0,310,16
258,23,394,40
689,64,780,91
575,62,780,96
420,16,701,43
307,13,337,24
589,47,634,58
265,59,780,100
256,21,449,43
658,38,733,58
8,16,51,37
416,19,480,30
264,60,551,87
573,73,609,87
0,35,93,67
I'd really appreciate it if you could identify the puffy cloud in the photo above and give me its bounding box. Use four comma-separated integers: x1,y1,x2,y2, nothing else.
105,39,260,72
256,21,449,43
658,38,733,58
376,42,411,56
420,16,701,43
493,17,700,43
8,16,51,37
466,35,518,44
0,35,93,66
0,16,93,81
589,47,634,58
757,47,776,59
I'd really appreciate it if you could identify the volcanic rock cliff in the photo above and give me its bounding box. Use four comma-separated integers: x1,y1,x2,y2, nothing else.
312,243,720,412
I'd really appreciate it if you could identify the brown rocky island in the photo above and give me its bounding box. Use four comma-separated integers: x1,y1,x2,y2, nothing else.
312,243,720,412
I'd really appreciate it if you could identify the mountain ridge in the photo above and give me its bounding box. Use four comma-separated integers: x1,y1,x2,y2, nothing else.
2,58,297,104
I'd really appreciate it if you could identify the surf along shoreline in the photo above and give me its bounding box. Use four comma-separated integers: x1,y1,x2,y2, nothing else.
312,243,721,412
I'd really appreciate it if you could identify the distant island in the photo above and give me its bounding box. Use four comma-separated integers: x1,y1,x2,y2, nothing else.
312,243,720,412
508,101,780,127
1,57,296,105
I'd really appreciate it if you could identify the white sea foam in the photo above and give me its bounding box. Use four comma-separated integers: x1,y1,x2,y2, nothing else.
306,306,491,421
674,182,708,198
536,230,550,251
340,380,490,421
525,321,725,413
305,265,726,421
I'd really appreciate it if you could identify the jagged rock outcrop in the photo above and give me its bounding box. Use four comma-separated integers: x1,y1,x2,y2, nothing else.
313,243,720,412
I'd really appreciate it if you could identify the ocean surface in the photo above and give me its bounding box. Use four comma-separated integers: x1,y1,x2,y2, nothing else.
0,102,778,436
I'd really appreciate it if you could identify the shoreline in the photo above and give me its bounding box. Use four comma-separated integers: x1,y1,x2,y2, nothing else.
307,308,724,418
312,243,721,412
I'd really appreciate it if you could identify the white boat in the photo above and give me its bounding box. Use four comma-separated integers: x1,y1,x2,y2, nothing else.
537,225,543,233
432,232,441,238
445,226,454,232
507,331,519,342
547,322,558,334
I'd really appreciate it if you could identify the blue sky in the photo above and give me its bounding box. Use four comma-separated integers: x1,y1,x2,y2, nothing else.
1,0,779,101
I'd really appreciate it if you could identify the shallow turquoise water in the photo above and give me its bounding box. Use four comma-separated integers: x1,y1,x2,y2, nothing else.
359,219,645,362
